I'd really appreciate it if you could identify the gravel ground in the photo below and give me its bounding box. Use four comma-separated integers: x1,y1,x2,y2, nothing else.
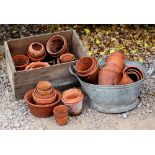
0,45,155,130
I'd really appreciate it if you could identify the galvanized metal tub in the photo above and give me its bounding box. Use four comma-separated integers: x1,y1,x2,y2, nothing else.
69,60,154,113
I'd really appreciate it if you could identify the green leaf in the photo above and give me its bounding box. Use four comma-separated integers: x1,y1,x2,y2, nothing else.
84,28,90,35
96,39,101,44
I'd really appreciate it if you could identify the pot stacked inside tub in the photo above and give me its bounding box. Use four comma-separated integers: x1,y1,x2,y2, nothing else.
12,35,76,71
75,51,144,85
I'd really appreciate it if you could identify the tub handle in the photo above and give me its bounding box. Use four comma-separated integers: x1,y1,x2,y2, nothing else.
69,65,77,77
146,63,155,78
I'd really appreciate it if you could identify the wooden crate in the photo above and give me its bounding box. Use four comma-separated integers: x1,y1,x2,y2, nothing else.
4,30,88,100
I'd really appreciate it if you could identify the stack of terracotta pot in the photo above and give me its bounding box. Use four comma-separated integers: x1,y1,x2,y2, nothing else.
98,51,144,85
75,57,99,84
12,35,76,71
98,51,125,85
24,81,61,117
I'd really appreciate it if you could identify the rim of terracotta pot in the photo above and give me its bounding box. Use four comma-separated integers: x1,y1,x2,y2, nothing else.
24,89,61,108
124,66,144,79
27,51,46,62
13,55,29,69
59,53,75,63
36,81,52,91
25,61,49,70
46,35,67,57
28,42,45,58
53,105,69,116
76,57,96,76
62,88,84,105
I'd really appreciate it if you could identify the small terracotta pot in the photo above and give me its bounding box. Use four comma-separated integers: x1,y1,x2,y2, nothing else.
119,73,134,85
59,53,75,63
53,105,69,126
24,89,61,118
27,51,46,62
75,57,95,75
62,88,84,116
25,62,50,70
32,81,57,105
46,35,67,58
13,55,29,71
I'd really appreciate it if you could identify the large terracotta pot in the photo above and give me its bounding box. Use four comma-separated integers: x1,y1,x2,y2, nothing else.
53,105,69,126
98,69,122,85
59,53,75,63
25,62,50,70
13,55,29,71
28,42,46,58
32,81,57,105
46,35,67,58
61,88,84,116
24,89,61,118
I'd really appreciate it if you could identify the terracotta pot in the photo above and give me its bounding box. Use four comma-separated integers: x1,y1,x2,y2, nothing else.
106,56,125,70
119,73,134,85
24,89,61,118
83,58,99,84
32,81,57,105
75,57,95,75
27,51,46,62
110,51,125,60
25,62,50,70
124,66,144,80
59,53,75,63
46,35,67,57
53,105,69,126
13,55,29,71
98,69,122,85
61,88,84,116
28,42,46,58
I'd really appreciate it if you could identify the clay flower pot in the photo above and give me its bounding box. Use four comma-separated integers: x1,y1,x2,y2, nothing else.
98,69,122,85
24,89,61,118
83,58,99,84
53,105,69,126
46,35,67,58
59,53,75,63
25,62,50,70
32,81,57,105
124,66,144,80
61,88,84,116
119,73,134,85
28,42,46,58
13,55,29,71
110,51,125,60
75,57,95,75
27,51,46,62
